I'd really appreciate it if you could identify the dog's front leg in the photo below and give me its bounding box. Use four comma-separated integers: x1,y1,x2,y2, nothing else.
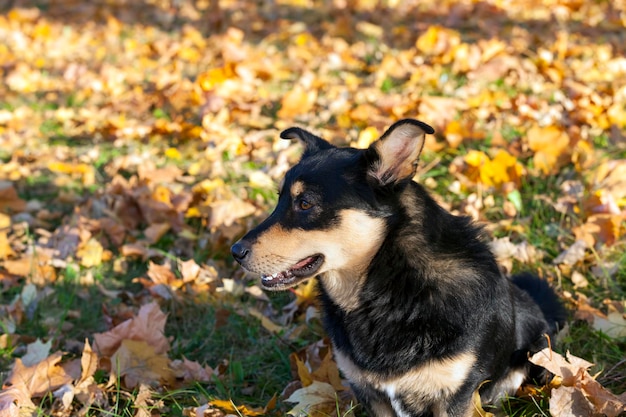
351,383,397,417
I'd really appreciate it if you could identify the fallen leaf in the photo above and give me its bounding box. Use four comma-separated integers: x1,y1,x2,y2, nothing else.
526,125,571,175
76,237,104,267
553,240,588,266
0,182,26,213
209,399,267,417
110,339,175,388
21,339,52,367
3,352,74,399
93,301,170,357
530,348,626,416
285,381,341,417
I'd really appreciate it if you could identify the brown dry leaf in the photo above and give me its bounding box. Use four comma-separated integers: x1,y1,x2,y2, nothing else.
109,339,175,388
208,198,256,229
170,357,214,383
93,301,170,357
549,385,595,417
79,339,98,383
144,222,171,244
0,182,26,213
2,254,56,284
147,261,177,286
284,381,343,417
0,386,34,416
490,237,541,272
133,383,154,417
100,217,126,247
3,352,74,399
553,240,588,266
72,340,105,410
530,348,626,416
589,305,626,339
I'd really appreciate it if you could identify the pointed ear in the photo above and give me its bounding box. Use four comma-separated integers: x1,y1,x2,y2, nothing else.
280,127,335,158
367,119,435,186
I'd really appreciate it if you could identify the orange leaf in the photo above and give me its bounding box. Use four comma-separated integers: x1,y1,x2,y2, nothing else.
0,230,14,259
526,125,570,174
277,85,317,119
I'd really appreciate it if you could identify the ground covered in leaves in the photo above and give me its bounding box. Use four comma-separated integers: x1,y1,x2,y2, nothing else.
0,0,625,416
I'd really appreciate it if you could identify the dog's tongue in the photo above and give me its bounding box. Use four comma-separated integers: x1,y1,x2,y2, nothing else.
293,256,317,270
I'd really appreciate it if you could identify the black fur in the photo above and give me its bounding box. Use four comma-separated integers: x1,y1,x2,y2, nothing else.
232,119,566,417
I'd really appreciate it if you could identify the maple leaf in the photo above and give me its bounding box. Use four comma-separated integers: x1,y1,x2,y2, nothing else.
530,348,626,417
285,381,344,417
2,351,74,410
93,301,170,358
109,339,175,388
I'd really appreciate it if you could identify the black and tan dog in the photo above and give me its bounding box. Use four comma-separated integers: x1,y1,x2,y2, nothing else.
231,119,565,417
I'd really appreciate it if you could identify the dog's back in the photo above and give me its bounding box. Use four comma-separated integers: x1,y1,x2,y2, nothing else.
232,119,565,417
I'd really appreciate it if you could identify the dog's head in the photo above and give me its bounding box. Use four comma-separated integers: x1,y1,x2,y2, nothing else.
231,119,434,291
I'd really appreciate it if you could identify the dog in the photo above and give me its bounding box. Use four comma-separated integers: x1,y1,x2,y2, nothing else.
231,119,566,417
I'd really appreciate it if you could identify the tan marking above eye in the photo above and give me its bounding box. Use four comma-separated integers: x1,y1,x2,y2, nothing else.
290,181,305,198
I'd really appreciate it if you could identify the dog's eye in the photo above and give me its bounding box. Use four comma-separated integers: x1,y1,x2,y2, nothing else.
298,199,313,211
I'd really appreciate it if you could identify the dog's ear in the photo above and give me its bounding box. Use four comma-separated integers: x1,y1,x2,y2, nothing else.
367,119,435,186
281,127,334,158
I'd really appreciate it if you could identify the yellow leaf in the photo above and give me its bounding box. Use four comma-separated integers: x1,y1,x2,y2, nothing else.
416,26,461,60
76,238,104,268
165,147,182,160
47,162,95,185
444,120,466,148
355,126,379,149
293,354,314,387
462,150,523,188
209,399,266,416
110,339,175,388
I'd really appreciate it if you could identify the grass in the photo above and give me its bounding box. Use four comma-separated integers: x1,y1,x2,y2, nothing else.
1,1,625,416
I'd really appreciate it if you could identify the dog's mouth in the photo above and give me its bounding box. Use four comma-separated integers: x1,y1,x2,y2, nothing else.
261,254,324,289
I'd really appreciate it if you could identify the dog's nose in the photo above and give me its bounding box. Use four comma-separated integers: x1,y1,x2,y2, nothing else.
231,241,251,263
